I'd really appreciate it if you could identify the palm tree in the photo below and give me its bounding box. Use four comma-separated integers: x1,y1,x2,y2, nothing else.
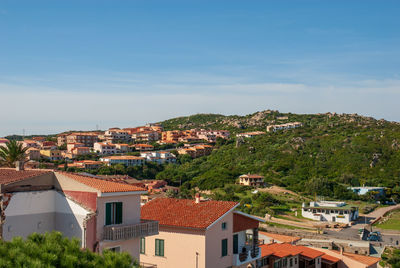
0,140,28,167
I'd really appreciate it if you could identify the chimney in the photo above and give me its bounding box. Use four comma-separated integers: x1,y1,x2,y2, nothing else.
15,161,24,171
195,193,201,204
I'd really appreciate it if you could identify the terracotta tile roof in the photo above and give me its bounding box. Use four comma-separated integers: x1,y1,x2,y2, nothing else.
259,231,301,243
141,198,238,229
321,254,340,263
342,252,380,266
260,246,274,258
0,168,52,185
76,160,103,164
22,140,37,144
135,144,154,147
0,138,9,143
260,243,324,259
296,245,325,259
58,172,146,193
96,143,116,147
96,174,142,184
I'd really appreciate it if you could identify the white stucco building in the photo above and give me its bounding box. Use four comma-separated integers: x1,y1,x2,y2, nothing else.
302,201,358,224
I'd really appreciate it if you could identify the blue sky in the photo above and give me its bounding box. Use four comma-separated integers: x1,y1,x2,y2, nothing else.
1,0,399,136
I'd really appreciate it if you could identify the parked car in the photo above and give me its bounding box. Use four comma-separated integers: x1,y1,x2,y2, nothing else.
367,235,380,241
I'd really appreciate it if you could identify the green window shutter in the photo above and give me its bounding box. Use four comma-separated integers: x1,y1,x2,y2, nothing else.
116,202,123,224
155,239,164,256
222,239,228,257
105,203,112,225
233,234,238,254
140,237,145,254
160,240,164,256
155,239,159,256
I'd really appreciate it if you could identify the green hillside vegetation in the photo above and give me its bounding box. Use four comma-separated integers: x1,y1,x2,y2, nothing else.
381,247,400,268
157,111,400,203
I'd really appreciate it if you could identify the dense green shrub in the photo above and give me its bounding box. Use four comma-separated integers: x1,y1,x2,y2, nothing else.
0,232,138,268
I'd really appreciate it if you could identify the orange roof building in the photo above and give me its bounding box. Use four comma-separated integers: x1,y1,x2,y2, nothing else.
259,242,379,268
0,167,157,263
140,197,265,268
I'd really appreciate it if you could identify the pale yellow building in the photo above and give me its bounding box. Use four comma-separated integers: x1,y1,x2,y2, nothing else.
239,174,265,187
40,149,62,161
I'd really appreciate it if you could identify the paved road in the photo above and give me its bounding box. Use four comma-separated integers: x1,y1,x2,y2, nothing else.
365,204,400,219
263,204,400,250
325,204,400,248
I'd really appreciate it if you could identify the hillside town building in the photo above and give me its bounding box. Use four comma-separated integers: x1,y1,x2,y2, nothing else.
239,174,265,187
140,151,176,164
135,144,154,151
266,122,303,132
348,186,385,197
66,132,99,147
24,147,40,161
40,149,62,161
21,139,41,149
104,128,132,144
302,201,359,224
236,131,265,138
131,131,159,143
114,143,130,153
177,144,213,158
59,160,104,170
57,133,68,146
94,142,117,155
100,155,145,166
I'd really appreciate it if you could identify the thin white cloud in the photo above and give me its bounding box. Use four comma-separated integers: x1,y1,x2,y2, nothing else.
0,73,399,136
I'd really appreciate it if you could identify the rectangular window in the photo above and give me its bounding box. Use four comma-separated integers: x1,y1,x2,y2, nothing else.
105,202,123,225
140,237,145,254
233,234,238,254
108,246,120,253
221,239,228,257
290,258,293,267
155,239,164,257
222,222,227,230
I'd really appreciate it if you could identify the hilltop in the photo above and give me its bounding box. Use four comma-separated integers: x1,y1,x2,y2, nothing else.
157,110,400,200
159,110,395,133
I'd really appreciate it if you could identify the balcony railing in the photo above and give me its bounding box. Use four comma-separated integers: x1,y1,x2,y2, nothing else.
233,245,261,267
103,219,158,241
